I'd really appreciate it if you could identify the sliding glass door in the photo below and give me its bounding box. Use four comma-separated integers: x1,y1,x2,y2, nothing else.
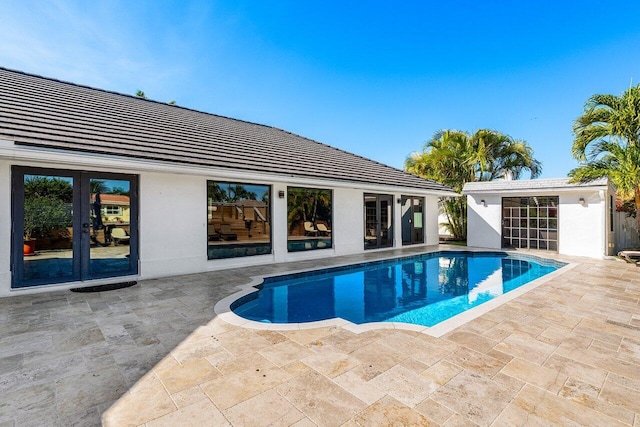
364,194,393,249
11,167,138,288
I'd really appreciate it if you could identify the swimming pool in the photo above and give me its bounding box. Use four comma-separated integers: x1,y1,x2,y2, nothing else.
230,251,565,328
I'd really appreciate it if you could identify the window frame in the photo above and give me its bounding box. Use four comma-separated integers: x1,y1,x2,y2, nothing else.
206,180,272,260
286,186,333,252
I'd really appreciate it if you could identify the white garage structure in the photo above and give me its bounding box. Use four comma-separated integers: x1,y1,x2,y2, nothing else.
463,178,617,259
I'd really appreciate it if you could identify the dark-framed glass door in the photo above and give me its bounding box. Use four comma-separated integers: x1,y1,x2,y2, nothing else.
364,194,393,249
11,166,138,288
401,196,424,245
502,196,558,251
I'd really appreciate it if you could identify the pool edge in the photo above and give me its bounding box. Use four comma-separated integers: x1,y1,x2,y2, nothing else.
213,248,577,337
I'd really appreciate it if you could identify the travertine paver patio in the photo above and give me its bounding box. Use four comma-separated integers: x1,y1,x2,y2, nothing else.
1,246,640,426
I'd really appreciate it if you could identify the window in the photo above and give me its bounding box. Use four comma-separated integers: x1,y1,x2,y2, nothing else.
287,187,332,252
207,181,271,259
364,194,394,249
102,205,122,216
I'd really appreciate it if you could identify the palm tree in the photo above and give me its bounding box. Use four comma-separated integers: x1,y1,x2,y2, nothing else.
570,84,640,230
470,129,542,181
405,129,542,239
406,131,472,239
227,184,257,202
89,180,108,195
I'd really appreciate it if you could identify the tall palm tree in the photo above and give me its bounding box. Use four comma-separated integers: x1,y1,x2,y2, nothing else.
570,84,640,230
406,130,472,239
470,129,542,181
405,129,541,239
90,180,108,193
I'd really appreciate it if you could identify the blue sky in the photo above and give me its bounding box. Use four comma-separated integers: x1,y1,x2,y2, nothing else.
1,1,639,178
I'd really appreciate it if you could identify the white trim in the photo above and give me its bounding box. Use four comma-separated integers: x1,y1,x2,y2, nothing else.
213,248,573,338
0,140,458,197
464,185,608,195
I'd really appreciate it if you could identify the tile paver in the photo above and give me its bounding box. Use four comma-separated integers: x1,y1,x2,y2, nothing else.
0,246,639,426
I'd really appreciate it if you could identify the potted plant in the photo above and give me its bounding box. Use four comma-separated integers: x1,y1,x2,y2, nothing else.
23,195,72,255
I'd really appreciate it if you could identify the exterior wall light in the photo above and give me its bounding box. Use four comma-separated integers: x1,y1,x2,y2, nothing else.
397,198,402,204
579,197,585,206
278,190,285,198
480,199,487,207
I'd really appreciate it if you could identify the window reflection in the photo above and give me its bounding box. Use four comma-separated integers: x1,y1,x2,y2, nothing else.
207,181,271,259
22,174,74,282
89,178,132,275
287,187,332,252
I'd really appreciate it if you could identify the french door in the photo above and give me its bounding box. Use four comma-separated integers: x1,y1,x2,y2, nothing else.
11,167,138,288
401,196,424,245
364,194,393,249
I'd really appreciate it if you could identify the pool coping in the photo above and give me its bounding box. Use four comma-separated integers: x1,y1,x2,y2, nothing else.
213,248,578,338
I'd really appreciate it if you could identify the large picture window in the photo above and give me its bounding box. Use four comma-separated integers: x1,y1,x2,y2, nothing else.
287,187,332,252
207,181,271,259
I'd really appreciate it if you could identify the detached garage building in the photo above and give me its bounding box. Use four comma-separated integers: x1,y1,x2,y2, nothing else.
463,178,617,259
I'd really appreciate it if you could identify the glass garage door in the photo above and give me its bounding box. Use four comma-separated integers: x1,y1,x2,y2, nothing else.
502,197,558,251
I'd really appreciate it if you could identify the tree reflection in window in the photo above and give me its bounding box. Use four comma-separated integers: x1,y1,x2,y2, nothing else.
287,187,332,252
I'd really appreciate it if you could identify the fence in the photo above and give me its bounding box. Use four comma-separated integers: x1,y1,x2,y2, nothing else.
615,211,640,250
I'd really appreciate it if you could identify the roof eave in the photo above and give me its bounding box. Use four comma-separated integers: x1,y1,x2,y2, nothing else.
1,140,457,195
463,184,610,195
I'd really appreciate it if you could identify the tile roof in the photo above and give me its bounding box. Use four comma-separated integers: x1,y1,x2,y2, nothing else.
92,194,130,205
0,67,454,193
463,177,609,193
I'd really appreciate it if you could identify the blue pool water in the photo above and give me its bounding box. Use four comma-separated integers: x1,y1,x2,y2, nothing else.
231,251,565,327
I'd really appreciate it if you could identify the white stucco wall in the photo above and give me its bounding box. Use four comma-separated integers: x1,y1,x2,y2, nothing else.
139,172,207,277
557,192,603,258
0,150,451,296
425,195,440,246
0,161,10,292
467,195,502,250
333,188,366,256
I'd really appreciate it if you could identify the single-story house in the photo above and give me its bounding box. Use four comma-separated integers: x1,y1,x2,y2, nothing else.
463,177,617,259
93,193,131,224
0,67,456,296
